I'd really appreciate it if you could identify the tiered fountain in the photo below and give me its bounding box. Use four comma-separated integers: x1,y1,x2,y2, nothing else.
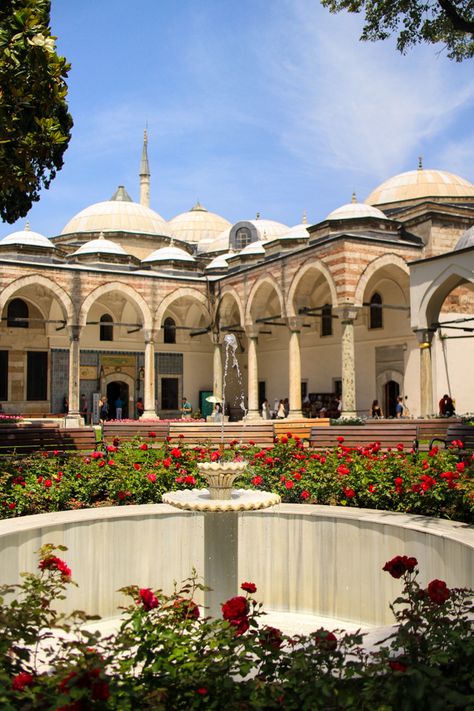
163,334,280,617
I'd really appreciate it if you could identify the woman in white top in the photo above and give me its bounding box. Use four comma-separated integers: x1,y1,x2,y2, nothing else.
276,400,286,419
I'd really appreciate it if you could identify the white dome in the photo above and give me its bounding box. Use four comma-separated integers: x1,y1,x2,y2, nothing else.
240,240,265,255
199,227,232,254
167,202,231,245
327,200,388,221
142,245,196,263
455,226,474,251
1,226,52,248
61,186,167,236
366,169,474,206
249,219,289,241
71,235,128,256
270,222,310,241
205,253,232,270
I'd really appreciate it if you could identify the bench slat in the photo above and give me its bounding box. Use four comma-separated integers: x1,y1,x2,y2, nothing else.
309,425,418,450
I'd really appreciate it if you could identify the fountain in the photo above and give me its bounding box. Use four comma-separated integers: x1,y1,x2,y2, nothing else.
162,333,280,617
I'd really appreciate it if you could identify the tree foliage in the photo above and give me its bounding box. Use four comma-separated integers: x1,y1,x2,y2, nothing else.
321,0,474,61
0,0,73,224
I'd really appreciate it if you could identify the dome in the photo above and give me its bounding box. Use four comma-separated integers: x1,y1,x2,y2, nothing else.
454,225,474,251
142,245,196,263
1,225,53,249
327,198,388,221
205,253,232,270
240,240,265,255
167,202,231,245
366,169,474,206
61,186,167,236
271,222,310,241
71,234,129,256
249,219,289,241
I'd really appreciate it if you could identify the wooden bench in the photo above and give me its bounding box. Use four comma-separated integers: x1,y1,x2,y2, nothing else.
429,424,474,454
309,424,419,451
0,425,99,456
168,421,275,447
274,418,330,442
102,421,170,445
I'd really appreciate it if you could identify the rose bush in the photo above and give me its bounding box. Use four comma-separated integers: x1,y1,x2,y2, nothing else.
0,547,472,709
0,433,472,522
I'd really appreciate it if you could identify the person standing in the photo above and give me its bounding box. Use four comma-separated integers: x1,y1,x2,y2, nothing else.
371,399,383,418
181,397,192,418
115,396,124,421
276,400,286,419
136,397,144,418
261,399,271,420
213,402,223,422
80,393,89,424
99,396,109,423
395,396,404,418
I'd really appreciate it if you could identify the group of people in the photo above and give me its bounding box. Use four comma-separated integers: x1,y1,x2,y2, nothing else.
439,394,456,417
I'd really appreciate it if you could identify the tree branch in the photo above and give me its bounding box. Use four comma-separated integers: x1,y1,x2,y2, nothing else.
437,0,474,35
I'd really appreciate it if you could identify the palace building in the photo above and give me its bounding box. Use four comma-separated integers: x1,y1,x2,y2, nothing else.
1,135,473,423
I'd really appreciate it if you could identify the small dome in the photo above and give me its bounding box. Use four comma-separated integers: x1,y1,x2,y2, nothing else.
167,202,231,245
366,168,474,206
249,219,289,241
142,245,196,263
199,226,232,254
240,240,265,255
327,198,388,221
61,186,167,235
1,225,53,249
205,253,232,270
71,234,128,256
272,222,310,241
454,226,474,250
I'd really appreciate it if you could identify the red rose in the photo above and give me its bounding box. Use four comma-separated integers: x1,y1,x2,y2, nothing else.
394,477,403,486
260,625,283,650
139,443,148,451
139,587,159,611
285,480,294,489
184,475,196,486
39,555,72,580
147,473,157,483
301,490,310,500
148,431,156,438
134,463,141,471
241,581,257,593
343,487,355,498
251,475,263,486
44,479,52,488
107,445,117,452
337,465,350,476
12,671,34,691
170,448,182,458
427,579,450,604
382,555,417,579
337,436,344,443
314,630,337,651
389,660,408,672
222,595,249,635
173,597,200,619
197,687,208,695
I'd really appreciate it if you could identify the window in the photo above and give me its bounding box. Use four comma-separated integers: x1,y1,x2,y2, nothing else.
369,292,383,329
163,317,176,344
100,313,113,341
7,298,28,328
0,351,8,400
321,304,333,337
161,377,179,409
234,227,251,251
27,351,47,400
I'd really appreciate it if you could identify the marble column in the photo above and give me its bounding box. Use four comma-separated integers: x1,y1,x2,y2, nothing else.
245,326,261,420
212,333,223,402
64,325,82,427
287,317,303,419
141,330,157,419
416,329,434,417
335,306,360,418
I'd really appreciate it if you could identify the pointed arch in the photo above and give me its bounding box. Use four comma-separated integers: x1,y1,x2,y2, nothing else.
155,287,211,329
245,275,284,325
0,274,74,322
416,263,474,330
354,254,409,307
79,282,152,331
287,261,338,317
218,287,245,329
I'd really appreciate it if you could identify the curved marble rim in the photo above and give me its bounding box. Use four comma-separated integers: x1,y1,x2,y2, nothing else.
162,488,281,512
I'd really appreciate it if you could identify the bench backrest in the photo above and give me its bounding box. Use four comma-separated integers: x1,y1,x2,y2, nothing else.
309,424,418,450
0,426,98,454
102,422,170,443
168,421,275,446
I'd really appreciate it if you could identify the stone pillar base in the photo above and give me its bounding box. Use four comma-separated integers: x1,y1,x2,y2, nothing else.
287,410,302,419
140,411,159,420
244,409,262,421
63,414,83,428
341,411,356,419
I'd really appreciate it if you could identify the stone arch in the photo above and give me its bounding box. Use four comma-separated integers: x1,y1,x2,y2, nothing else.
218,287,245,329
417,263,474,331
79,282,152,331
245,275,284,325
287,261,338,317
155,287,211,329
0,274,74,322
354,254,409,307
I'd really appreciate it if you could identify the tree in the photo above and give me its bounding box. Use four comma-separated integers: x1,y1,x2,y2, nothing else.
0,0,73,224
320,0,474,61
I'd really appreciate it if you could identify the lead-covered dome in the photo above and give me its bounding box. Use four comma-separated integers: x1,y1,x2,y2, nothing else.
1,225,53,248
366,169,474,206
71,234,129,256
167,202,231,245
61,186,167,236
327,196,388,221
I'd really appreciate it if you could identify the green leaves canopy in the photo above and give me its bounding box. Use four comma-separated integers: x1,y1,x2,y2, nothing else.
321,0,474,61
0,0,72,224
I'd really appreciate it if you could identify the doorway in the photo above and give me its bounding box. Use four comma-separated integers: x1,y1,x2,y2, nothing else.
107,381,129,420
384,380,400,418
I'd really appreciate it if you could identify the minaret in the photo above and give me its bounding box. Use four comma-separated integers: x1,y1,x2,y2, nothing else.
139,129,151,208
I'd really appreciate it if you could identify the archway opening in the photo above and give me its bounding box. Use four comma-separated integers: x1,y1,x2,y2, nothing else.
384,380,399,418
107,381,129,420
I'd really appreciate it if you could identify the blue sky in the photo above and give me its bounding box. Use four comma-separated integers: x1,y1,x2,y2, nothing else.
2,0,474,239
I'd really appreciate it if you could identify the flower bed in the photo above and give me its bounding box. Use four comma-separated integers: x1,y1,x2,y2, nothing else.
0,434,472,522
0,546,472,709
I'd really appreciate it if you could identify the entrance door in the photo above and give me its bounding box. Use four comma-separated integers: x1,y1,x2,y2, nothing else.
107,381,129,420
384,380,399,418
161,377,179,410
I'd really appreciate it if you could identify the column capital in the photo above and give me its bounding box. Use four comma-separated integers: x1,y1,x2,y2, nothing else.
143,328,156,344
286,316,305,332
414,329,434,348
244,324,259,339
335,304,361,323
67,324,82,342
